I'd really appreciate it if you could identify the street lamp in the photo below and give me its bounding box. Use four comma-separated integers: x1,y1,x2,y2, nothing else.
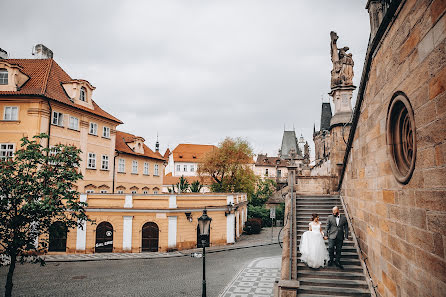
198,209,212,297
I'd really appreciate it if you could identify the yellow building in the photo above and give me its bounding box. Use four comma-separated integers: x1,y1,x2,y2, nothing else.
56,193,248,253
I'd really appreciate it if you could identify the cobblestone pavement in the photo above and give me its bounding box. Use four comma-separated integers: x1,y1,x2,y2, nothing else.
219,256,281,297
44,227,283,262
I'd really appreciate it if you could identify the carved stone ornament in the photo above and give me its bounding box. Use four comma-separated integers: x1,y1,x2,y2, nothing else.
330,31,354,89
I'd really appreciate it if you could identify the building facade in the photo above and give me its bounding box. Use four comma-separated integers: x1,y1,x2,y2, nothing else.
165,143,217,177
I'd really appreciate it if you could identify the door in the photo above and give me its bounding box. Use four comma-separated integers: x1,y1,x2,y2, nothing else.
48,221,67,252
95,222,113,253
142,222,159,252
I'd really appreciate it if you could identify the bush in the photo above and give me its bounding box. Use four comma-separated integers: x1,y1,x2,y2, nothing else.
244,218,262,234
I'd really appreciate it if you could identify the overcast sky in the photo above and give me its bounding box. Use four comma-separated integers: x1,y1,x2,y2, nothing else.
2,0,370,158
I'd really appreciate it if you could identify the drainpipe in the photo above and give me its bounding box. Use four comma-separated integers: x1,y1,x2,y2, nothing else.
46,99,52,152
112,151,119,193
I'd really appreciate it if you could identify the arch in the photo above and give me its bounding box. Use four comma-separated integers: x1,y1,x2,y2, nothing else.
141,222,159,252
95,221,113,253
48,221,67,252
197,224,210,248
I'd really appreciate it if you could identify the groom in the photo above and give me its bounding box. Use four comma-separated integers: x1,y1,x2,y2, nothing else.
324,206,348,269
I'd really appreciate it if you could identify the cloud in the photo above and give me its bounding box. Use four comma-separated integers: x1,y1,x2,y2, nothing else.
1,0,370,158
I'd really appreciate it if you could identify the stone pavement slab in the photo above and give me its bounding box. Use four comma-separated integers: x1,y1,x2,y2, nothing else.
219,256,281,297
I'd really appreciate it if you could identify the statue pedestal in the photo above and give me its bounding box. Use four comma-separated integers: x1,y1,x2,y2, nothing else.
329,86,355,127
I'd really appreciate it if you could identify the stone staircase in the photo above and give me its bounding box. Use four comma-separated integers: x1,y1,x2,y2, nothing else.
296,195,372,296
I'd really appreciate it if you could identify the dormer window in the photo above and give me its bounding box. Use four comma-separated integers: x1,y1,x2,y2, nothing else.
80,87,86,102
0,69,7,85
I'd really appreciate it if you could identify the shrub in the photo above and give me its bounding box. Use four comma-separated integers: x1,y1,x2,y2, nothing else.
244,218,262,234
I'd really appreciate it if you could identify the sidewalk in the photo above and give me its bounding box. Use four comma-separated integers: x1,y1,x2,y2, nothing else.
219,256,281,297
43,226,283,262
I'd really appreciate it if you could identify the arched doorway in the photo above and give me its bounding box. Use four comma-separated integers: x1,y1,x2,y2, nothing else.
197,224,210,248
95,222,113,253
49,221,67,252
141,222,159,252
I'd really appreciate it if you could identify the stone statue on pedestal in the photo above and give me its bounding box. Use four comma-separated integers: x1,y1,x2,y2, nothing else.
330,31,354,89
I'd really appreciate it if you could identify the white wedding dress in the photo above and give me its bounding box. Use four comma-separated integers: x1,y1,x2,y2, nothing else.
299,222,329,268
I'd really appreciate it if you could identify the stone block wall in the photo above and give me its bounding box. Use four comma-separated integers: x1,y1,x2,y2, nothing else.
341,1,446,296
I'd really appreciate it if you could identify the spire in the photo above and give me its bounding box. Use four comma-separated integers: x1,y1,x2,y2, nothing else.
155,133,160,152
313,123,316,135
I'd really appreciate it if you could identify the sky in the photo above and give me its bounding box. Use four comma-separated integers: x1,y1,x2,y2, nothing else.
2,0,370,159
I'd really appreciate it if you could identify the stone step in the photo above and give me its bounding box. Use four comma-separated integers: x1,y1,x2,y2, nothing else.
297,252,359,259
296,205,344,210
298,285,371,296
298,257,361,266
298,270,367,281
299,277,369,289
298,262,364,273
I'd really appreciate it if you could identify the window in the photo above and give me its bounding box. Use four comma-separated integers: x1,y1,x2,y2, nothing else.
132,160,138,174
190,165,195,172
101,155,109,170
52,111,63,126
0,143,14,160
89,122,98,135
131,190,137,194
103,126,110,138
154,164,159,176
183,165,187,172
277,169,282,177
117,190,124,194
86,190,94,194
0,69,7,85
4,106,18,121
143,190,148,194
87,153,96,169
100,190,108,194
153,189,159,194
387,93,416,184
176,164,181,172
80,87,86,102
265,169,269,176
69,116,79,130
144,162,149,175
118,158,125,173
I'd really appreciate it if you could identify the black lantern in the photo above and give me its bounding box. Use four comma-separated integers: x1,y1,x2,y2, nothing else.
197,209,212,297
225,203,233,217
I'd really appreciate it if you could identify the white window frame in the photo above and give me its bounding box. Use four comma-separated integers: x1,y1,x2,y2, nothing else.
103,126,110,138
52,111,63,126
101,155,109,170
190,165,195,172
143,190,148,194
154,164,159,176
80,87,86,102
265,169,269,176
131,190,137,194
0,143,14,160
143,162,149,175
69,116,79,130
86,190,94,194
89,122,98,135
132,160,138,174
117,190,124,194
176,164,181,172
4,106,18,121
87,152,96,169
0,69,8,85
118,158,125,173
153,190,159,194
183,165,187,172
100,190,108,194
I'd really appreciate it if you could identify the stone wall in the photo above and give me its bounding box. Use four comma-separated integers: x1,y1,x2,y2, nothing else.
341,1,446,296
295,176,334,195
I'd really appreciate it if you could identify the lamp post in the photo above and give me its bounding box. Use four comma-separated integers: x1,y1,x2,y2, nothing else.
198,209,212,297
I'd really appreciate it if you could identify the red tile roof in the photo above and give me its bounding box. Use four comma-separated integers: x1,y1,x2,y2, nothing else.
115,130,166,161
0,59,122,124
255,154,289,167
172,144,217,162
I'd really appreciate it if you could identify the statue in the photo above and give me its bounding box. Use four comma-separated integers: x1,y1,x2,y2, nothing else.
304,141,310,164
330,31,354,89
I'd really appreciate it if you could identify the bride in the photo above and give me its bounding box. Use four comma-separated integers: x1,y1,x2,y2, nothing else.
299,213,329,268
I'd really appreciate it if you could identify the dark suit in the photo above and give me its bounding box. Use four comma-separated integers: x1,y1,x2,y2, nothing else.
325,214,348,264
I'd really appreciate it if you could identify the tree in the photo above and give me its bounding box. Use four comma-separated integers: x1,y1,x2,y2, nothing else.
176,176,190,193
198,137,257,195
249,179,276,207
189,180,202,193
0,134,89,297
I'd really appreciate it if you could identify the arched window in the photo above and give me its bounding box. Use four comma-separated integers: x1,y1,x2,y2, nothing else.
141,222,159,252
79,87,86,101
95,222,113,253
0,69,8,85
48,221,68,252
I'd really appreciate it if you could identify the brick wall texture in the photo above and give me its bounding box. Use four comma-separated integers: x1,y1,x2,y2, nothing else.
341,1,446,296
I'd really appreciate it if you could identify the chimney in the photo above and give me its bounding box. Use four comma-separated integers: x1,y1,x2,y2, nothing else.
32,44,53,59
0,48,8,59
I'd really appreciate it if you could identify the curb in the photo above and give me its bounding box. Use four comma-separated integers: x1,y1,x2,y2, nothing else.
43,241,282,263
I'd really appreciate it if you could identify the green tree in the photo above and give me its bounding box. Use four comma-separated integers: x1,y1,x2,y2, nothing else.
249,179,276,207
198,137,257,195
189,180,202,193
0,134,89,297
176,176,190,193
